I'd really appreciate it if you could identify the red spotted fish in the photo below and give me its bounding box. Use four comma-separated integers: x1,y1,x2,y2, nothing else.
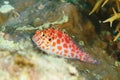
32,28,99,64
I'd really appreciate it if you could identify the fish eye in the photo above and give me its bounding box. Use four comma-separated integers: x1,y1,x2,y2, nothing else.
49,38,51,41
42,34,45,36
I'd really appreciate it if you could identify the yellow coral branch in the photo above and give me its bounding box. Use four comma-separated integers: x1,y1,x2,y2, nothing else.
89,0,103,15
113,31,120,41
102,0,109,7
103,8,120,27
114,22,120,41
89,0,109,15
116,0,120,11
115,23,120,32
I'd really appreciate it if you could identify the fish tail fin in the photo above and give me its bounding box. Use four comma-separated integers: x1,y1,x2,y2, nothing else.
80,52,100,64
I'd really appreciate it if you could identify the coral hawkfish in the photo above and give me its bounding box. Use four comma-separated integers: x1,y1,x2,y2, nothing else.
32,28,99,64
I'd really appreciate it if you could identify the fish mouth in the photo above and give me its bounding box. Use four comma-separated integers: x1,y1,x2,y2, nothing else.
32,30,42,42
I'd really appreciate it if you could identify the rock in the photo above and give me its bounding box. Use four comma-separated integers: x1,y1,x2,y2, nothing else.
68,65,78,76
0,13,8,25
94,39,108,49
0,1,15,13
18,69,30,80
33,18,42,27
0,38,79,80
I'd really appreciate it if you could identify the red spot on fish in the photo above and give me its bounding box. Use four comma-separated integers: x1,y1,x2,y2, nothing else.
65,37,70,43
64,49,68,53
63,43,68,48
64,53,67,56
62,38,64,42
79,53,83,58
57,39,60,44
72,49,75,52
76,50,79,54
71,53,74,57
71,43,75,48
76,55,79,58
57,46,62,50
52,42,56,46
35,36,40,42
57,32,62,38
52,49,55,52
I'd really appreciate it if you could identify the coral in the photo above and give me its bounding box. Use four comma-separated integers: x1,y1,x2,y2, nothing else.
102,4,120,41
113,23,120,41
89,0,120,41
103,8,120,27
116,0,120,11
113,32,120,41
89,0,109,15
115,23,120,32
